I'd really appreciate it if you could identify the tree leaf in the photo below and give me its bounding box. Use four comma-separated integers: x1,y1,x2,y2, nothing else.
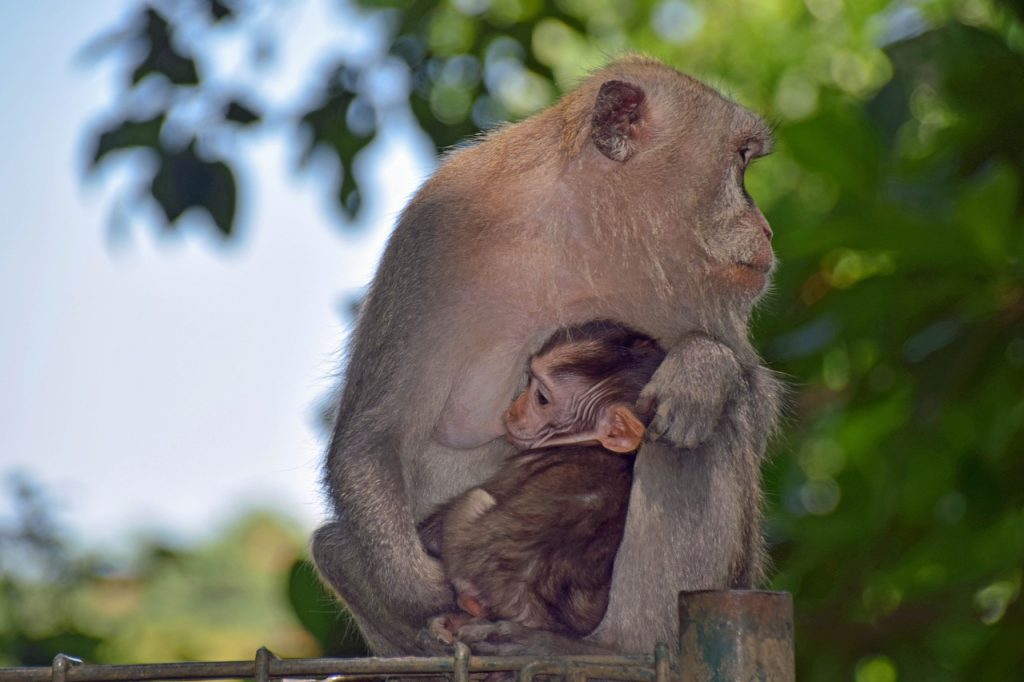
224,100,261,125
90,115,164,168
207,0,234,22
286,559,370,657
298,65,376,221
131,8,199,86
150,144,237,237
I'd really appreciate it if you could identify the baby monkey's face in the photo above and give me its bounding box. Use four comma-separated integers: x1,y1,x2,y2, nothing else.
503,348,588,449
503,345,643,454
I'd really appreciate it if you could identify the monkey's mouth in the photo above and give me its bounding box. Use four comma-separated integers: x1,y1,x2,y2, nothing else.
503,427,532,449
723,258,774,290
504,427,554,450
502,416,523,446
736,258,773,274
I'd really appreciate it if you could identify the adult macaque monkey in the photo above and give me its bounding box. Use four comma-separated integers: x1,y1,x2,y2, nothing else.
313,56,782,656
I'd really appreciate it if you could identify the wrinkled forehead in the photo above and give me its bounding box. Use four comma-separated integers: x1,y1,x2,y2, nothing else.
532,340,606,376
531,347,569,375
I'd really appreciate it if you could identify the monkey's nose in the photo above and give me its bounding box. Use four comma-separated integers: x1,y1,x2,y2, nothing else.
757,213,773,241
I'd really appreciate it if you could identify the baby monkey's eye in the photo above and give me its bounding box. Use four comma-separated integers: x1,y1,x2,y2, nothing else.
536,389,550,406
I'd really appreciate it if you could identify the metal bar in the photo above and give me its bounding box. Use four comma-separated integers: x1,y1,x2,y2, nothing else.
568,669,588,682
516,659,542,682
50,654,81,682
0,653,657,682
519,660,657,682
254,647,275,682
0,590,797,681
677,590,794,682
452,642,470,682
654,642,669,682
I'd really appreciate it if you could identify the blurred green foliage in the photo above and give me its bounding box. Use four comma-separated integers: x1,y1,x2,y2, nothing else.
0,475,367,667
75,0,1024,679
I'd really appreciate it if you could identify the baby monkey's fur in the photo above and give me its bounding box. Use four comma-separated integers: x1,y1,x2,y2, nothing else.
419,321,665,638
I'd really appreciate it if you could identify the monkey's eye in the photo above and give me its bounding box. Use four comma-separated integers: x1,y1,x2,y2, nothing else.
536,389,550,406
738,145,754,167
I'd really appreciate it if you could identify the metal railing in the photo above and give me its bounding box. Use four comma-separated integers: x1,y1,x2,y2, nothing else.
0,590,794,682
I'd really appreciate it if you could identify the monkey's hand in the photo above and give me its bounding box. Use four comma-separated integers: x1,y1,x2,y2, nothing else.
449,619,616,656
638,333,741,450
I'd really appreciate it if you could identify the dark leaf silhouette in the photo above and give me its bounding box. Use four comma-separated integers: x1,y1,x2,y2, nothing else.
224,100,260,125
90,115,164,167
298,66,374,222
207,0,234,22
286,559,370,656
150,144,236,237
131,8,199,86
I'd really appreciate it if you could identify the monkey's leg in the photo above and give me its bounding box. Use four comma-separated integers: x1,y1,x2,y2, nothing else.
590,439,750,654
595,361,782,654
726,364,782,588
639,332,742,449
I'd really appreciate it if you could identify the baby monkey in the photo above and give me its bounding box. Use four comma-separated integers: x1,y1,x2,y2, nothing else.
419,320,665,640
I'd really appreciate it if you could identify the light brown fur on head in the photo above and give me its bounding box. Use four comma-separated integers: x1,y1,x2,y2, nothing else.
419,57,774,357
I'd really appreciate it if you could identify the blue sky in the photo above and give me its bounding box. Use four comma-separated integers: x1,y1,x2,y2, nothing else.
0,1,432,548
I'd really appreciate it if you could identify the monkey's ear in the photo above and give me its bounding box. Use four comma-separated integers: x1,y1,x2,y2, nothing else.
599,404,645,454
591,80,647,162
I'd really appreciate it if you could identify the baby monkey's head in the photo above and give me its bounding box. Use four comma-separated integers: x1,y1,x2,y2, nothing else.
503,320,665,453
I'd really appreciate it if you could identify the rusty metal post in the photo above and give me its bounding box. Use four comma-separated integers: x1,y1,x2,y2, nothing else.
677,590,794,682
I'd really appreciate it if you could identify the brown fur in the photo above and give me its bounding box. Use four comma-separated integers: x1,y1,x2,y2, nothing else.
312,56,783,656
418,322,663,637
421,447,634,637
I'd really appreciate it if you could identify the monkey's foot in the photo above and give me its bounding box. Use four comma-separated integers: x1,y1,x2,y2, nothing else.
454,619,615,656
453,619,578,656
426,613,476,646
451,618,527,655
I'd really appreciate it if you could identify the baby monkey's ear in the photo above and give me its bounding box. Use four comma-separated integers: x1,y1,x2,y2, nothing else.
597,404,645,454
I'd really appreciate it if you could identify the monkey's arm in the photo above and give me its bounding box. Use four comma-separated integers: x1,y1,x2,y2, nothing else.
417,508,445,558
639,332,742,450
313,507,455,655
314,409,459,654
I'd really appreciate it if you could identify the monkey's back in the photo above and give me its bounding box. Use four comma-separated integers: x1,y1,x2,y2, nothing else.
444,445,635,636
